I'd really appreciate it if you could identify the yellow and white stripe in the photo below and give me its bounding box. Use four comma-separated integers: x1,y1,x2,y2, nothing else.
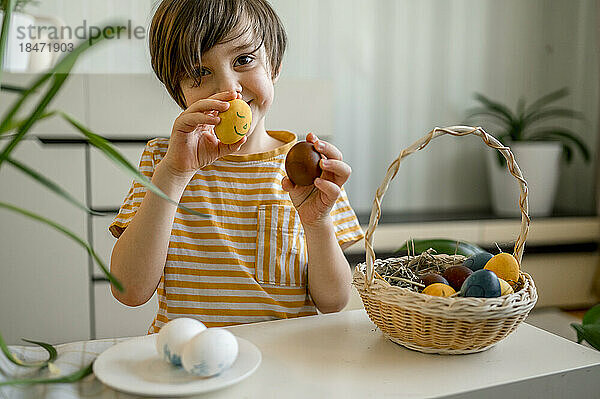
110,131,363,331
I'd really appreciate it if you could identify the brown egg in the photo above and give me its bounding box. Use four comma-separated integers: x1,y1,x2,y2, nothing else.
442,265,473,291
420,273,449,287
285,141,322,186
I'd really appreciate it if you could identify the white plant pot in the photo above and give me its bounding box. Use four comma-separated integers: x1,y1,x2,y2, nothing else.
0,11,34,72
486,141,562,217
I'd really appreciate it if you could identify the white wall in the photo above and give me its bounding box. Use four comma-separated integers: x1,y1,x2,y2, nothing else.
28,0,154,73
15,0,600,214
271,0,599,215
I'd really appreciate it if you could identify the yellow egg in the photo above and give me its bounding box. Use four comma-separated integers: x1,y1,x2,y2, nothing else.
484,252,520,287
422,283,456,297
215,99,252,144
498,278,514,296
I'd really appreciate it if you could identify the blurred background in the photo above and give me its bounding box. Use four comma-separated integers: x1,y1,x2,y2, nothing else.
1,0,599,345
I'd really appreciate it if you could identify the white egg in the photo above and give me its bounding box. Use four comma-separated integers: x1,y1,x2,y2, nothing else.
156,318,206,367
181,328,239,377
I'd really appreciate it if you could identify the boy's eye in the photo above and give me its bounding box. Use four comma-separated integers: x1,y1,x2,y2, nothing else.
234,55,254,67
200,67,211,77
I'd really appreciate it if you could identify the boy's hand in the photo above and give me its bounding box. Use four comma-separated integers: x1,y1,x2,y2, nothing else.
162,90,247,180
282,133,352,227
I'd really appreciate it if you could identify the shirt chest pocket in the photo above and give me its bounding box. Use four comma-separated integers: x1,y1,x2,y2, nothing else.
255,204,308,287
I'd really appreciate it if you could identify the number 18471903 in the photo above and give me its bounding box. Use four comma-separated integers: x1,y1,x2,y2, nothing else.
19,42,74,53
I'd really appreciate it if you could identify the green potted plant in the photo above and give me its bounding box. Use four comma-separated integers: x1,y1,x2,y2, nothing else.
467,88,590,217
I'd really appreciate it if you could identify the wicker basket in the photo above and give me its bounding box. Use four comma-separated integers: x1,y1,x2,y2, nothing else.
352,126,538,354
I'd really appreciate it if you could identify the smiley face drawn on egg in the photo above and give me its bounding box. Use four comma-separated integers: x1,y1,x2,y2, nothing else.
215,99,252,144
233,111,248,136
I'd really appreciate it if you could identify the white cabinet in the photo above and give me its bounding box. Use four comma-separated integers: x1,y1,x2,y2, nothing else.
0,73,87,136
88,143,157,339
90,214,121,279
89,142,160,339
87,75,180,139
94,284,157,339
89,144,146,211
0,140,90,345
89,144,146,280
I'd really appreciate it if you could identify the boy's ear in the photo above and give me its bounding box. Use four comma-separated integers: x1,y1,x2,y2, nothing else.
272,65,282,84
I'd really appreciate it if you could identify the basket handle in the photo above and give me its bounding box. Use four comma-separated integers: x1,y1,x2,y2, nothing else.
364,126,530,288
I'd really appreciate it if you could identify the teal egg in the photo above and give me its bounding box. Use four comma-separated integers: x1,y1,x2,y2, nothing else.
460,269,501,298
463,251,493,272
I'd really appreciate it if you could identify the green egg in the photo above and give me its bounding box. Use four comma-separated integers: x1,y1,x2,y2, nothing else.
460,269,501,298
463,251,493,272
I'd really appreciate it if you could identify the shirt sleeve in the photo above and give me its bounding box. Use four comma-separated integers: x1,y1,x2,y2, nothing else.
109,140,159,238
330,187,364,249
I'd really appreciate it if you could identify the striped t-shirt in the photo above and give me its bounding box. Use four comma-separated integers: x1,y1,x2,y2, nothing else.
109,130,364,332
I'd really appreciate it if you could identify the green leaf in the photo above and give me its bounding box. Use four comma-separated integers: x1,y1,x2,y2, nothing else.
495,133,512,144
395,238,485,257
58,112,209,219
571,323,585,344
495,150,506,168
0,21,123,142
513,117,526,140
582,304,600,326
0,331,57,368
473,93,516,126
0,362,93,386
0,0,17,83
6,157,105,216
574,324,600,351
465,108,512,129
525,107,584,127
0,71,55,138
524,87,569,115
527,128,590,163
1,0,40,13
516,97,526,119
0,70,73,171
0,201,123,292
0,18,98,137
561,144,573,163
0,111,56,135
0,75,50,138
20,339,58,365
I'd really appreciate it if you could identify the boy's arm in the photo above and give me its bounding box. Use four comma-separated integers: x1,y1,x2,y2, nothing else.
110,162,191,306
281,133,357,313
304,217,352,313
110,90,244,306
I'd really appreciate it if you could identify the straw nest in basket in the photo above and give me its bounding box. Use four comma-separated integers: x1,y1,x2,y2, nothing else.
352,249,538,354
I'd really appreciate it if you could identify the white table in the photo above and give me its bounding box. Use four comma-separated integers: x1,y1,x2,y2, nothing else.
2,309,600,398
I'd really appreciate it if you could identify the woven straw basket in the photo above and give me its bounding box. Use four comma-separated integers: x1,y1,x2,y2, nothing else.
352,126,538,354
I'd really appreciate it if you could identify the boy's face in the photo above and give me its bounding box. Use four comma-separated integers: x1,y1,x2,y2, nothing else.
180,28,276,139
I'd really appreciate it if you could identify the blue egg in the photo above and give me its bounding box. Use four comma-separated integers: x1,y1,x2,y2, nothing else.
460,269,501,298
463,251,493,272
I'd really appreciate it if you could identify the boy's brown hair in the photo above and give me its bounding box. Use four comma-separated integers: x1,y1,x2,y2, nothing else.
149,0,287,109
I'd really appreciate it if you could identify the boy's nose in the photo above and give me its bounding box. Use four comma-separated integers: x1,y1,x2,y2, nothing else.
216,74,242,97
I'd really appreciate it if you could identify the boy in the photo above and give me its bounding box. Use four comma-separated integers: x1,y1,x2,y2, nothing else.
109,0,363,332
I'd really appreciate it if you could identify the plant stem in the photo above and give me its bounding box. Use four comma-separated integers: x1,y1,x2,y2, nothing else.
0,0,17,84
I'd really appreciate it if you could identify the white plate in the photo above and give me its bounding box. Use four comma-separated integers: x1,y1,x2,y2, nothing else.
93,334,261,397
